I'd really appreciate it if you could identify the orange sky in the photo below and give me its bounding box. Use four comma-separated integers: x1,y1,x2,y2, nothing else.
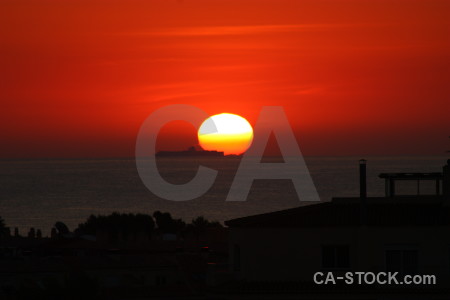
1,0,449,158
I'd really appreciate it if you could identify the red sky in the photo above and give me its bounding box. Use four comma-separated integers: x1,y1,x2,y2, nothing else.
1,0,449,158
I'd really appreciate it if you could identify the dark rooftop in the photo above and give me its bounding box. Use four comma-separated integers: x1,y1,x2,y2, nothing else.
225,196,450,228
379,172,443,180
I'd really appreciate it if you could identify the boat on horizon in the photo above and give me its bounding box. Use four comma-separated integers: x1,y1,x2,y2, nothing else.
156,146,224,157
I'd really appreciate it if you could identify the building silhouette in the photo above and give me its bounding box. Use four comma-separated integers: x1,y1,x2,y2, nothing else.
224,159,450,298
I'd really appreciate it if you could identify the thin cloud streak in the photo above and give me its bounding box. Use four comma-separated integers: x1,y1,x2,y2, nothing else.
134,79,279,105
121,23,361,37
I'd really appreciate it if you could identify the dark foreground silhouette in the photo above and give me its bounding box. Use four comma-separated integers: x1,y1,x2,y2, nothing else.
1,159,449,299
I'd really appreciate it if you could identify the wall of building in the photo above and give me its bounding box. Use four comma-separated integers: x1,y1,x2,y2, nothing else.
443,160,450,198
229,226,450,285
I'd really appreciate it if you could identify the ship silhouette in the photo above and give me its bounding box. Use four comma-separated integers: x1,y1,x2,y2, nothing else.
156,146,224,157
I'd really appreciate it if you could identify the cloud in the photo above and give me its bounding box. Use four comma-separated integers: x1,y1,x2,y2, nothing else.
122,24,348,37
134,79,278,104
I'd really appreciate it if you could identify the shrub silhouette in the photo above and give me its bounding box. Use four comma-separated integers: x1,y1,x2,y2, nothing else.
153,210,186,234
76,212,155,240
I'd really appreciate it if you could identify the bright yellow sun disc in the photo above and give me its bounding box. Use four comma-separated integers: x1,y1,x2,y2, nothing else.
198,113,253,155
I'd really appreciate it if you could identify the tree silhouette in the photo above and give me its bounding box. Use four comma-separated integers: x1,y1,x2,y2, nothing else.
0,216,10,241
28,227,36,238
0,216,6,231
187,216,222,240
55,221,70,235
76,212,155,241
153,211,185,234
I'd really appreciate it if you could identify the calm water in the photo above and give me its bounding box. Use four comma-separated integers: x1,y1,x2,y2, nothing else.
0,156,447,235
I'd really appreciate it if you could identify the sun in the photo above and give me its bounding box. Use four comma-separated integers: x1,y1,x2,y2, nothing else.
198,113,254,155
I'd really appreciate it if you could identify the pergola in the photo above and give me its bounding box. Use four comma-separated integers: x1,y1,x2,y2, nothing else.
378,172,443,197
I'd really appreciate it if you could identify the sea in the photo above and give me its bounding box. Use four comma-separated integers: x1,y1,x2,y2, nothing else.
0,156,448,236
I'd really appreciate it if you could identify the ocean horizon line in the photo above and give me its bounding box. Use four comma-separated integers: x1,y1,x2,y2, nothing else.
1,154,448,162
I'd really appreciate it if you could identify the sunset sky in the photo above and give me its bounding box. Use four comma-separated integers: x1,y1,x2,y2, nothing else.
1,0,449,158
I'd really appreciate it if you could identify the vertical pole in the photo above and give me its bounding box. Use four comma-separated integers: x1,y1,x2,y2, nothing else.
444,160,450,199
359,159,367,225
385,178,389,197
389,179,396,197
436,179,440,196
360,160,367,199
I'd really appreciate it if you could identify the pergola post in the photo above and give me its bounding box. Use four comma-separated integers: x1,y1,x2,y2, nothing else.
436,179,440,195
389,179,395,197
385,178,390,197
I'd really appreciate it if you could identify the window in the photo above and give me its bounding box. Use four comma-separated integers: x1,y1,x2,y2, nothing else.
233,244,241,271
156,275,167,286
322,245,350,269
385,248,418,275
